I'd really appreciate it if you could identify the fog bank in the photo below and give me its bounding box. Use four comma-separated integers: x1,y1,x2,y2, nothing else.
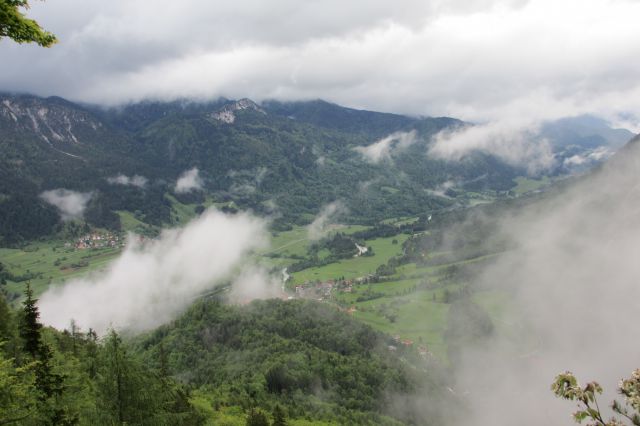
452,137,640,425
39,208,268,334
39,189,93,221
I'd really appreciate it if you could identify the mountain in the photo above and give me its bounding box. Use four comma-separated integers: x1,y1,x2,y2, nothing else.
540,115,635,174
1,93,631,245
542,115,634,149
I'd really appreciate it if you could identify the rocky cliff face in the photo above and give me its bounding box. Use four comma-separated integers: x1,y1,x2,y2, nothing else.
209,98,266,124
1,95,104,145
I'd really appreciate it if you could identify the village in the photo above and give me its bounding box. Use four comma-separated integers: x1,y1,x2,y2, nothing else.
65,231,123,250
293,276,363,300
291,276,432,358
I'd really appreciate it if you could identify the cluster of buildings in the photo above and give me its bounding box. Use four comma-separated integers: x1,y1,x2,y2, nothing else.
388,335,432,358
65,232,122,250
293,278,359,300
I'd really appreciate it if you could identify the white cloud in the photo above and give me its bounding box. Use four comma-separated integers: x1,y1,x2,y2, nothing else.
0,0,638,128
175,167,203,193
106,174,148,188
563,147,613,168
39,189,92,221
227,167,269,196
3,1,638,166
425,180,456,198
354,130,418,163
449,144,640,425
307,201,347,240
430,120,556,174
38,208,268,334
228,266,283,304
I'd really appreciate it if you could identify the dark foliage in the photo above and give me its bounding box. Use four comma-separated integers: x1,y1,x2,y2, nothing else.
134,298,454,425
0,93,522,245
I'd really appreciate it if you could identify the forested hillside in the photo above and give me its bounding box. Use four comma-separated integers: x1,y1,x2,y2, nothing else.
133,298,456,425
0,288,456,425
0,93,525,244
0,285,203,425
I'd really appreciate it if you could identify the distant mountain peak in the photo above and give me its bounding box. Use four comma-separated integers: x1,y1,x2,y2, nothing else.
209,98,265,124
0,94,101,156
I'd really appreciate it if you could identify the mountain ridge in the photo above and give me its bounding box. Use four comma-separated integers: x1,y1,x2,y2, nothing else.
0,92,634,245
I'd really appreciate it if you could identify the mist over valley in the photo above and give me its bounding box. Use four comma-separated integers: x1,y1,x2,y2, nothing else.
1,1,639,425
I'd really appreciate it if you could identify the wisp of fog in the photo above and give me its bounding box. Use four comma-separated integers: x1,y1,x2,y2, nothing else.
355,130,418,164
449,137,640,425
175,167,203,193
307,201,347,240
39,208,269,335
39,188,93,221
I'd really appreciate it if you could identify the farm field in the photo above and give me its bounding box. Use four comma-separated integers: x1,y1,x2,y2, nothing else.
257,224,371,269
289,234,410,284
0,239,122,301
330,268,509,360
512,176,551,195
280,219,509,361
0,209,511,363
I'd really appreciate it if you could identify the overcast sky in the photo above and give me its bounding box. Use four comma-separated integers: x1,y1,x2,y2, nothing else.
2,0,640,128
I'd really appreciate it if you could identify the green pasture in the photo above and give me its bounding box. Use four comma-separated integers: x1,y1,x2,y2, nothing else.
352,289,450,359
289,234,408,284
512,176,551,195
0,239,122,299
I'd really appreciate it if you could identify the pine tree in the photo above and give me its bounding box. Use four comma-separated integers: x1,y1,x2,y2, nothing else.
0,292,12,343
0,350,37,425
272,404,288,426
0,262,7,285
246,408,270,426
18,283,77,425
19,282,42,358
158,340,169,379
99,329,128,424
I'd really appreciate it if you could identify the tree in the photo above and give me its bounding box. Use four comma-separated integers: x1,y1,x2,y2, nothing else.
16,283,77,425
0,349,38,425
0,0,57,46
272,404,288,426
246,408,270,426
19,282,42,358
96,329,202,425
0,262,7,285
552,370,640,425
97,330,130,424
0,292,12,343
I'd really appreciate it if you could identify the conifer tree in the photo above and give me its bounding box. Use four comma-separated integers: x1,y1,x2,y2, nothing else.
0,349,37,425
246,408,270,426
0,292,12,343
19,282,42,358
272,404,288,426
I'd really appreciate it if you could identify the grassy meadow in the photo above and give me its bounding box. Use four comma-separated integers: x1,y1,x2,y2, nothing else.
0,240,122,301
0,201,512,363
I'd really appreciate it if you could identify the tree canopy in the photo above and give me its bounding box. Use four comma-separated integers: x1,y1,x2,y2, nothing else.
0,0,57,46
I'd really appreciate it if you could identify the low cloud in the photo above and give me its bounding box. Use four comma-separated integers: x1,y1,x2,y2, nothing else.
38,208,268,334
354,130,418,163
107,174,148,188
175,167,204,193
425,180,456,198
448,140,640,425
227,167,269,196
430,121,556,174
307,201,347,240
563,146,613,169
39,189,92,221
228,266,283,305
